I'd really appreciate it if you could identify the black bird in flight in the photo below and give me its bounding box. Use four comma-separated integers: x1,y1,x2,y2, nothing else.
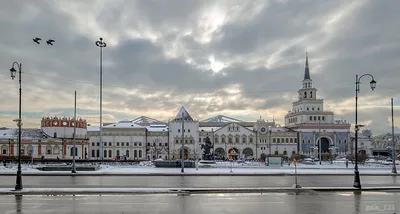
46,39,55,45
33,38,41,44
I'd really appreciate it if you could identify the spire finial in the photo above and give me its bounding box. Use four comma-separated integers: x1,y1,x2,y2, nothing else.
304,52,311,80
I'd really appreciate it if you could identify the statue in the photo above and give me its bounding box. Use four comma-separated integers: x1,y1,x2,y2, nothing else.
201,137,213,160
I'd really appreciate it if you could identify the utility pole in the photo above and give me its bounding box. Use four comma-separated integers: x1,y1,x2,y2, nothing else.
391,98,397,174
319,120,321,165
71,91,77,173
181,112,185,173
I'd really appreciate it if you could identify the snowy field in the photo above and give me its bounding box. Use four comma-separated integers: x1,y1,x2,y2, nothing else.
0,161,397,175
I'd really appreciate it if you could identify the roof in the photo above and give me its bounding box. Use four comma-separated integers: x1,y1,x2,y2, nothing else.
0,128,50,139
304,52,311,80
104,122,144,129
173,106,194,121
146,124,169,132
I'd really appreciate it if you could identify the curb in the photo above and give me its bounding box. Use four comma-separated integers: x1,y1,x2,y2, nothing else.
1,187,400,195
0,172,397,176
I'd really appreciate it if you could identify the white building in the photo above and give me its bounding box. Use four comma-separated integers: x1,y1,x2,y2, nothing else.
284,53,351,156
0,116,89,160
88,108,299,161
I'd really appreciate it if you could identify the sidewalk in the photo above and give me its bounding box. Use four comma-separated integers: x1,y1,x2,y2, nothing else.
0,167,398,176
1,186,400,195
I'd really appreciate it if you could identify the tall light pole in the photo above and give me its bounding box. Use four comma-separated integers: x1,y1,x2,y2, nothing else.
268,127,272,156
391,98,397,174
354,74,376,189
318,120,321,165
10,62,23,190
181,112,185,173
95,38,106,161
72,91,77,173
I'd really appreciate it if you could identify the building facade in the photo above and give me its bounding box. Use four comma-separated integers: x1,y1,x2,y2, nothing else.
284,53,351,157
0,116,89,159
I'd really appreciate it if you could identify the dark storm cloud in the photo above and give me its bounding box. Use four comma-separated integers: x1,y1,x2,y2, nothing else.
0,0,399,135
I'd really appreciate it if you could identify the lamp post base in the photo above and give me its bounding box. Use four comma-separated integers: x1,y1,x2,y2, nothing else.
15,170,23,190
353,170,361,189
392,166,397,174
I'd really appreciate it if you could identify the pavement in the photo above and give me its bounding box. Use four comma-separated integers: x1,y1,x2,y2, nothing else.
1,186,400,195
3,192,399,214
0,166,398,176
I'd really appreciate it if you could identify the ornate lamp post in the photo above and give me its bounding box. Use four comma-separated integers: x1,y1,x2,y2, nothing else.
354,74,376,189
95,38,107,161
10,62,23,190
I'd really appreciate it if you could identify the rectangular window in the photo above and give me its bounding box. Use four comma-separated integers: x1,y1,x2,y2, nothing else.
242,138,246,143
249,138,253,143
199,138,201,142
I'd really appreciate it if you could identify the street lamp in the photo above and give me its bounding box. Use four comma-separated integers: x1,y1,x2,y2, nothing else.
10,62,23,190
95,38,106,161
354,73,376,189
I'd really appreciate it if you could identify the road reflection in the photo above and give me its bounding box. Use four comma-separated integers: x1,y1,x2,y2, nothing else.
2,192,399,214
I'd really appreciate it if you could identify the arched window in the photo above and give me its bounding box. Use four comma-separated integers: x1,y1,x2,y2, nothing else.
70,147,77,156
108,150,112,158
96,150,99,157
126,150,130,158
277,138,280,143
104,150,107,158
53,145,60,155
304,92,307,98
116,150,120,156
134,150,137,158
139,150,142,158
310,91,312,98
91,150,95,157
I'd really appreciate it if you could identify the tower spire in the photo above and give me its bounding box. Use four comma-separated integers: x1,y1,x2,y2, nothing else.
304,52,311,80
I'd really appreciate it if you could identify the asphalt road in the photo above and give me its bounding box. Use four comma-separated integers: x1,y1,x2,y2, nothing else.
0,175,398,188
1,192,400,214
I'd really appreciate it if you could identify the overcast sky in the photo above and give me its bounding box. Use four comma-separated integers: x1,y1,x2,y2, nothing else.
0,0,399,135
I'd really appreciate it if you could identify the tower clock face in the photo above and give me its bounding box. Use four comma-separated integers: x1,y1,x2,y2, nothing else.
259,126,267,134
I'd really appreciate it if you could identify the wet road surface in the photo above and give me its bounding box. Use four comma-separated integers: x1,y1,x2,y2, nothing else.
0,175,398,188
1,192,400,214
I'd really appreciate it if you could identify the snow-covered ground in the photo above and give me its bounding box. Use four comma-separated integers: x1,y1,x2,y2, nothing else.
0,161,398,175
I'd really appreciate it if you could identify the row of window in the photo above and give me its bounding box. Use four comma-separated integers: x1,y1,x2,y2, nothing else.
147,142,168,147
178,129,190,133
309,116,325,121
302,139,348,144
215,137,254,144
1,146,77,156
91,149,143,158
91,142,143,147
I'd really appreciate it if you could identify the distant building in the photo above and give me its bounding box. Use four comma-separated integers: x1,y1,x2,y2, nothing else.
284,53,351,157
0,116,89,159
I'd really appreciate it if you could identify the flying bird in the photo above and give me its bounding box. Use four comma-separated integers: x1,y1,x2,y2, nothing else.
33,38,41,44
46,39,55,45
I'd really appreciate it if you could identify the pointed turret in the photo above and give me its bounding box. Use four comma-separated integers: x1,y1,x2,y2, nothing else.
304,52,311,80
173,106,194,121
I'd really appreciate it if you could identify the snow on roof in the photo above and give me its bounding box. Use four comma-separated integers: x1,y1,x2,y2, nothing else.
104,122,144,128
87,126,100,132
146,124,169,132
198,127,220,132
0,128,49,139
0,129,15,138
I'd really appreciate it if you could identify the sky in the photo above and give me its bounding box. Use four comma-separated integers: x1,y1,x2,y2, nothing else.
0,0,399,135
